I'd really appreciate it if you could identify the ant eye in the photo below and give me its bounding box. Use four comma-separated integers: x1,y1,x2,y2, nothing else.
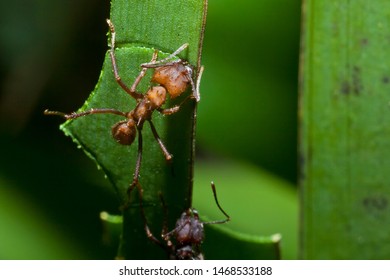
152,64,190,99
111,119,136,145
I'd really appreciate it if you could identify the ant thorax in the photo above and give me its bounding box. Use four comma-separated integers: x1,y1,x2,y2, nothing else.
131,86,167,126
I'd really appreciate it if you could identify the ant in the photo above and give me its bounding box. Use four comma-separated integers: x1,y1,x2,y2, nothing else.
138,182,230,260
44,19,204,198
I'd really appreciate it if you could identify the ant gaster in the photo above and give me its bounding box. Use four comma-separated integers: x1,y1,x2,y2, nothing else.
139,182,230,260
44,19,204,197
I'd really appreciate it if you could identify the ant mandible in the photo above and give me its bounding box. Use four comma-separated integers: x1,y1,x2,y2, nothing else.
138,182,230,260
44,19,204,197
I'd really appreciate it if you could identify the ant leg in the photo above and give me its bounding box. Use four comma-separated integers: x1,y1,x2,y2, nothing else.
136,182,166,249
141,43,189,68
158,193,174,248
162,218,185,241
157,106,180,116
202,182,231,225
106,19,143,100
147,120,172,161
158,193,169,237
157,92,194,116
127,127,143,197
44,108,127,120
130,50,158,93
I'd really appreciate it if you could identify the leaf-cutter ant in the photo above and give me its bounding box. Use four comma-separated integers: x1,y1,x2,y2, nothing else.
138,182,230,260
44,19,204,198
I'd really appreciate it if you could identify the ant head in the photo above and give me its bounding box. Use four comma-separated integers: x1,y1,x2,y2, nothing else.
111,119,137,145
174,208,204,245
146,86,167,108
152,62,192,99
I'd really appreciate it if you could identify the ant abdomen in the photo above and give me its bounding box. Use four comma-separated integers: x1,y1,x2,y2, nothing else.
112,119,137,145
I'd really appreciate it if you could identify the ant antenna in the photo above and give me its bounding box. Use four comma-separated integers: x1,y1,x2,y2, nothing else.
44,108,127,120
141,43,189,68
44,109,66,118
203,182,230,225
193,65,204,102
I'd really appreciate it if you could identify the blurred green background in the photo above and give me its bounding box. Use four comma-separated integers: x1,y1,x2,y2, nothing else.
0,0,300,259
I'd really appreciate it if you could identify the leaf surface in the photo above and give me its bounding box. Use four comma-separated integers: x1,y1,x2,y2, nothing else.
300,0,390,259
61,0,207,259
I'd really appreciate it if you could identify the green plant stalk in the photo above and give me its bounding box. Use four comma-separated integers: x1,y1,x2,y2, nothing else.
299,0,390,259
61,0,207,259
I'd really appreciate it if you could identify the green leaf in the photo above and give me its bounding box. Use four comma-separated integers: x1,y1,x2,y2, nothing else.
203,226,281,260
110,0,206,66
300,0,390,259
194,160,297,259
59,0,206,259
